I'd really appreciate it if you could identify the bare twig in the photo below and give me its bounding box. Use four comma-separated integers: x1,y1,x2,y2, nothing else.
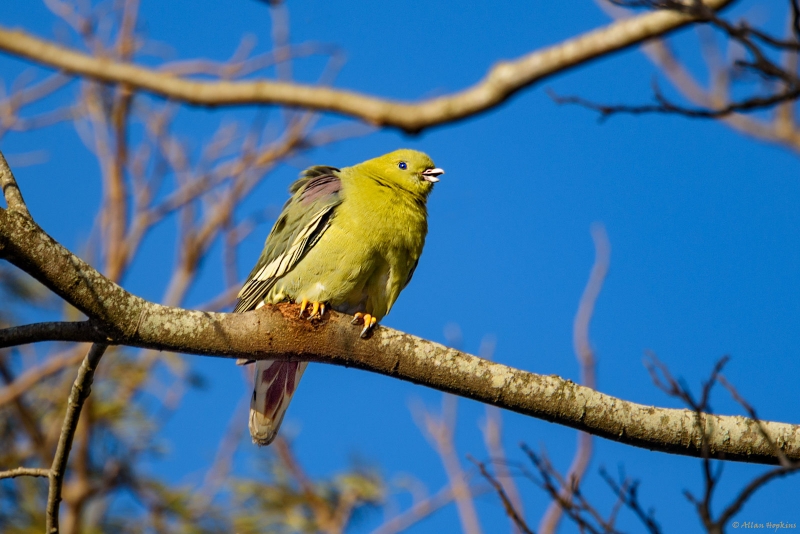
471,459,534,534
0,73,73,140
0,0,734,132
198,395,248,503
45,343,107,534
718,375,792,467
714,464,800,527
573,224,610,379
0,358,49,461
274,438,329,514
0,466,51,480
644,353,729,412
0,344,87,408
481,408,526,534
539,224,609,534
551,84,800,120
372,485,463,534
0,2,374,531
0,149,31,217
273,437,353,534
415,395,482,534
599,468,661,534
478,336,526,534
643,355,800,534
594,1,800,153
791,0,800,42
0,321,103,349
522,446,610,534
569,1,800,126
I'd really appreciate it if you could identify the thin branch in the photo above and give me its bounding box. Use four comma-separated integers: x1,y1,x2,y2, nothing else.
574,1,800,123
550,83,800,120
372,485,464,534
707,376,800,531
0,73,73,140
0,321,104,349
0,208,799,464
594,2,800,152
0,344,87,408
521,446,610,534
480,339,526,534
0,358,49,460
0,150,31,217
715,464,800,526
0,466,51,480
573,224,610,378
716,463,800,526
46,343,107,534
643,353,800,533
539,224,609,534
717,375,791,467
415,395,482,534
0,0,734,132
471,459,534,534
273,438,335,531
599,468,662,534
644,353,729,412
793,0,800,42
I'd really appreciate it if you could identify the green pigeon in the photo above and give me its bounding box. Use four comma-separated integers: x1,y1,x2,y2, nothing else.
234,149,444,445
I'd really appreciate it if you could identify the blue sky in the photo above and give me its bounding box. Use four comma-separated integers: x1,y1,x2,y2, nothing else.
2,1,799,532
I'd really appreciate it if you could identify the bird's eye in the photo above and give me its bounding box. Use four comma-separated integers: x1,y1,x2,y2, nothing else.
398,161,407,170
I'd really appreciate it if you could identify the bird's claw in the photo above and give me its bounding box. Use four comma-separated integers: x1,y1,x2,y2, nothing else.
351,312,377,338
298,299,326,320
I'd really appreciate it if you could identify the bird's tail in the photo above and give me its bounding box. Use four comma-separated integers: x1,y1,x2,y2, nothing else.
249,359,308,446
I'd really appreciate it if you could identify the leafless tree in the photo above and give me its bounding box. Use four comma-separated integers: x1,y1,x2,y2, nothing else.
0,1,798,532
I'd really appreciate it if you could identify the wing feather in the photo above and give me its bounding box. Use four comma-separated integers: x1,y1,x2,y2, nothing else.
234,168,342,313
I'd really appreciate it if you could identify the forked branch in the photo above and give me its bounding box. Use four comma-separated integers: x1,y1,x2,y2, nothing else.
0,0,733,132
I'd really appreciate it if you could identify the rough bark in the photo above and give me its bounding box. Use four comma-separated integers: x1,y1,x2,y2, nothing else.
1,207,798,465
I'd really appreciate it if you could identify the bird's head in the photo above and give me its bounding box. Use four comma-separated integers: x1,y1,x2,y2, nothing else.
359,149,444,197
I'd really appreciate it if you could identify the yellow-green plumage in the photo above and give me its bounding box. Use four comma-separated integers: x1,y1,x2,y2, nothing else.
236,149,443,445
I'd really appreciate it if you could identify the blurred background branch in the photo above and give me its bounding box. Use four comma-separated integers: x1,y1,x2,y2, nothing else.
0,0,733,133
1,0,798,532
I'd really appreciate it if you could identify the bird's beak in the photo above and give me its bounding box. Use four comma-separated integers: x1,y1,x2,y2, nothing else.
422,168,445,183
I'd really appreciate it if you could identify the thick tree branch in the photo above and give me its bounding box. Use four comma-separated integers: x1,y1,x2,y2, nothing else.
0,0,733,132
0,207,798,465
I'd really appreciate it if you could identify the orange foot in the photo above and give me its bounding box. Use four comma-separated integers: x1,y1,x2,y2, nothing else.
351,312,377,338
298,298,326,320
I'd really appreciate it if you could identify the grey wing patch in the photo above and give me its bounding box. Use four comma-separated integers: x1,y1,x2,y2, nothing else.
299,173,341,206
234,205,336,312
290,166,340,194
234,168,342,313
